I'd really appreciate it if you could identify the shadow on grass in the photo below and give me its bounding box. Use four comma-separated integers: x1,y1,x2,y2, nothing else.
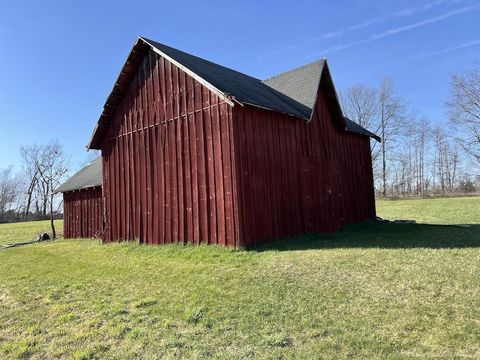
253,220,480,251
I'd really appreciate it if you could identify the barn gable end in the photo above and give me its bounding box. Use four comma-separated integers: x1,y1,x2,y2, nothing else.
81,37,378,247
231,63,376,246
98,48,239,246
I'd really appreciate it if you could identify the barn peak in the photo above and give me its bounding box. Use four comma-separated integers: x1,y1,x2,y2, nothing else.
88,37,378,149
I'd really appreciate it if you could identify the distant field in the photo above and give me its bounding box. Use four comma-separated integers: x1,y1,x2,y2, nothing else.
0,198,479,358
376,196,479,225
0,219,63,246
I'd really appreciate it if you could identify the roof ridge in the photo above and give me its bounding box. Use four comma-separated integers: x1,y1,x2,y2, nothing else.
141,36,313,119
262,59,326,83
140,37,263,83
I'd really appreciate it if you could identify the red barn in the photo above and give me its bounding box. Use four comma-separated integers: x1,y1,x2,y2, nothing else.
56,157,103,239
85,37,379,247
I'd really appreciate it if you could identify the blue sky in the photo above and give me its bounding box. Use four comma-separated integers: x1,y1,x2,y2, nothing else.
1,0,479,173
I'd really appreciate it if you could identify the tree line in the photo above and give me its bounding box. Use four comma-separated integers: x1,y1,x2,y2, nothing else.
0,140,69,236
340,63,480,197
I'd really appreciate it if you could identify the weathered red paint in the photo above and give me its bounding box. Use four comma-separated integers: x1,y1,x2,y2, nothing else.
101,50,238,246
63,187,103,239
98,49,376,247
233,91,376,247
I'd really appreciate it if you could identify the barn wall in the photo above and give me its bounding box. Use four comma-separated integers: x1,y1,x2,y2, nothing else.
63,186,103,239
232,83,376,247
101,50,239,246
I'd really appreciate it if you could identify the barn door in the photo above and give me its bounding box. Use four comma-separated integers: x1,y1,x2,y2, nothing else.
301,157,344,233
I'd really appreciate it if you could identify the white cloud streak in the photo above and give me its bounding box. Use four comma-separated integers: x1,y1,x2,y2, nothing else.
375,39,480,70
318,0,461,39
317,4,479,55
370,4,477,40
410,39,480,59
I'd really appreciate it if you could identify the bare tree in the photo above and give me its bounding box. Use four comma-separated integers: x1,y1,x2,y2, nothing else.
447,146,459,193
37,173,50,216
406,116,431,195
389,155,408,197
433,125,446,195
81,150,101,167
34,141,69,239
340,79,406,195
339,73,475,197
389,114,430,198
20,144,42,218
446,63,480,169
0,167,20,221
431,125,460,195
378,77,406,196
340,85,380,160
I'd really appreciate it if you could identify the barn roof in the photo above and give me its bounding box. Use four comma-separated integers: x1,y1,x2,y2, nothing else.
88,37,378,149
345,117,381,142
263,60,324,111
55,157,102,193
143,38,312,120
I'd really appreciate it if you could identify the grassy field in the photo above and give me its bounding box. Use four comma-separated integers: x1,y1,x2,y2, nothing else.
0,220,62,246
376,196,479,225
0,197,479,359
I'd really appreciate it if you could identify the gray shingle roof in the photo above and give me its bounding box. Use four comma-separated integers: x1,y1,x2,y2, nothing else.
142,37,313,120
262,60,325,114
260,60,379,141
55,157,102,193
344,117,381,142
88,37,379,149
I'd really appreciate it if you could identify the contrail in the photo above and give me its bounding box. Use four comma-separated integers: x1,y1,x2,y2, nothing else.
317,4,479,55
319,0,460,39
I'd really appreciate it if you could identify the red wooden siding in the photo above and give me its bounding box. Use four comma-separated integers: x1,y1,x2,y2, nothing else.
101,50,239,246
97,48,375,248
232,82,376,247
63,187,103,239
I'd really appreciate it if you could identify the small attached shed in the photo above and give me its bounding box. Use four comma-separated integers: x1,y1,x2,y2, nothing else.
86,37,379,247
56,157,103,239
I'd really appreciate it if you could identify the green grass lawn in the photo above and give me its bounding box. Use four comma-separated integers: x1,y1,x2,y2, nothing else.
376,196,479,225
0,219,63,246
0,197,479,359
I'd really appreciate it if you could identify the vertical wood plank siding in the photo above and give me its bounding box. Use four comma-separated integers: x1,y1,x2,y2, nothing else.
232,83,376,247
101,50,239,246
99,49,375,248
63,187,103,239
